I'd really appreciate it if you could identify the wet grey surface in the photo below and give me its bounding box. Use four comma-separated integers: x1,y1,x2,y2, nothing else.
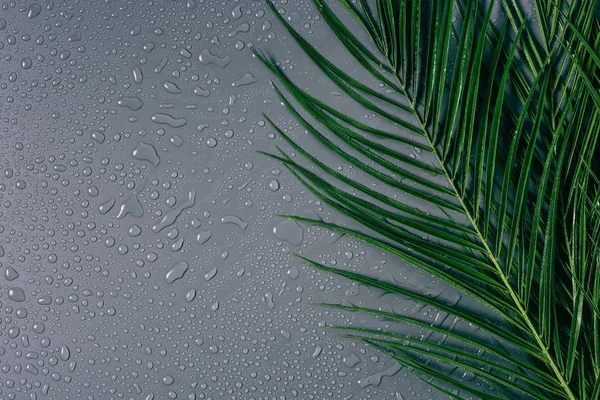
0,1,465,399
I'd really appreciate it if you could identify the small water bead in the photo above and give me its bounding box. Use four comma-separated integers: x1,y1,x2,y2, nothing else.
165,261,189,283
204,267,217,281
287,266,299,279
206,137,217,148
8,287,26,302
163,81,181,94
4,266,19,281
118,244,129,255
8,326,20,339
343,354,360,368
166,196,177,207
171,238,184,251
88,186,99,197
60,345,71,361
273,220,303,246
185,289,196,302
162,376,175,385
16,308,28,318
170,135,183,147
231,4,242,19
128,224,142,237
21,57,32,69
269,179,280,191
32,322,45,334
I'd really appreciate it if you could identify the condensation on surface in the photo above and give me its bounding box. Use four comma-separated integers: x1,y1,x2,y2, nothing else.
0,1,464,399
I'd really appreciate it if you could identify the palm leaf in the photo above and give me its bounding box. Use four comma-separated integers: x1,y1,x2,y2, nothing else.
257,0,600,398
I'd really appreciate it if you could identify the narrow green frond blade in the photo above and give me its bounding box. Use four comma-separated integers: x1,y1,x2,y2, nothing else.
440,0,475,156
474,20,509,223
349,335,561,397
312,0,391,71
484,24,525,240
324,322,553,379
495,63,549,260
265,94,461,211
301,256,539,352
275,154,484,251
455,0,495,201
505,67,552,281
364,339,521,400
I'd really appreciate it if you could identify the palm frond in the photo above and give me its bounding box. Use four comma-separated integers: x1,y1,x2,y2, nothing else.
257,0,600,398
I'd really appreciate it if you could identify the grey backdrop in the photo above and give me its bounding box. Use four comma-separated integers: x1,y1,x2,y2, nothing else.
0,1,465,399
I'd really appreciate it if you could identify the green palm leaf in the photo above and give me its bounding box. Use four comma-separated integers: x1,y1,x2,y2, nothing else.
257,0,600,398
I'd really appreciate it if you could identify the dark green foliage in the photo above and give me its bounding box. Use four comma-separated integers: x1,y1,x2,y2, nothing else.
257,0,600,398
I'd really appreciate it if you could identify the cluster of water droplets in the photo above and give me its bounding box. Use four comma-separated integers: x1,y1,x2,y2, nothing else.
0,0,466,399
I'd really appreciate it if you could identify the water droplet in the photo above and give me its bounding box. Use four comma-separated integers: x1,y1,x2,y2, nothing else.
163,375,175,385
269,179,280,191
221,215,248,230
232,5,243,19
206,137,218,148
287,266,299,279
196,230,212,245
232,73,257,88
21,57,33,70
27,3,42,18
116,192,144,219
154,56,168,73
91,130,106,144
194,86,211,97
117,96,144,111
229,22,250,37
185,289,196,302
153,190,197,233
132,141,161,166
8,287,26,302
163,81,182,94
99,197,116,214
60,345,71,361
358,363,402,388
199,49,231,68
343,354,360,368
152,112,187,128
170,135,184,147
312,346,322,358
128,224,142,237
274,220,303,246
165,261,189,284
204,267,217,281
5,266,20,281
133,66,144,83
265,292,275,309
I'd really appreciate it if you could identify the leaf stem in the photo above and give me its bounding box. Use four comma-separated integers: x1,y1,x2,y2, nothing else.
393,73,577,400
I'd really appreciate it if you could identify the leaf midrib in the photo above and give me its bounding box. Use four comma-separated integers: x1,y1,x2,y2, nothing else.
390,65,576,400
